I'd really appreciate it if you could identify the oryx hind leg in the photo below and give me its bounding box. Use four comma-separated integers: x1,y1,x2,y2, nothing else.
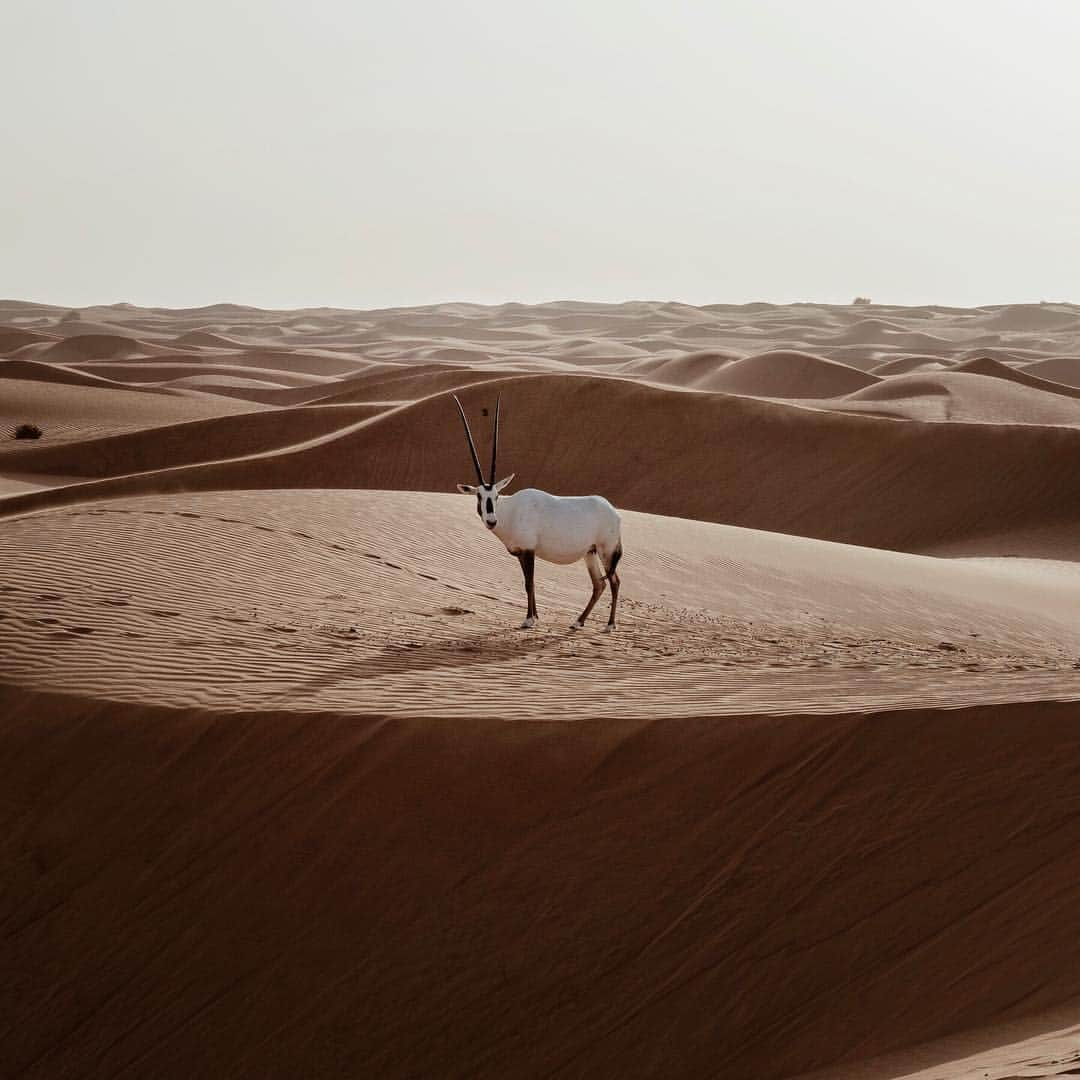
603,541,622,632
572,551,606,629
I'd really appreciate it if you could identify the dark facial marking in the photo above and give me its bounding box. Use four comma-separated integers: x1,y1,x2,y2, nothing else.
486,497,494,515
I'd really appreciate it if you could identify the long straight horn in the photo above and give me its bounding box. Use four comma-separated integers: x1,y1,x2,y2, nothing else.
489,393,501,485
453,394,484,483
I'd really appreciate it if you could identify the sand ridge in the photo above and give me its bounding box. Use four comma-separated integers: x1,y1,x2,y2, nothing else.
1,490,1078,719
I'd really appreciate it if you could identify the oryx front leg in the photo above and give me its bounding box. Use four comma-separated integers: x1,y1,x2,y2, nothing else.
517,550,538,629
572,552,606,629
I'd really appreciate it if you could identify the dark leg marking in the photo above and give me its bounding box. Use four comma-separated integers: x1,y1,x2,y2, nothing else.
517,550,537,625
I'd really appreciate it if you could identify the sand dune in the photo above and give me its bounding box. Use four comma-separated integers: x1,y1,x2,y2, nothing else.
625,348,741,386
838,370,1080,425
952,355,1080,399
703,350,878,397
66,360,332,388
37,332,167,363
6,374,1080,559
0,357,145,391
173,329,247,348
1,405,391,480
0,377,267,446
3,489,1077,713
0,325,58,352
5,298,1080,1080
308,364,506,406
1022,356,1080,388
2,491,1080,1078
871,354,954,375
982,303,1080,332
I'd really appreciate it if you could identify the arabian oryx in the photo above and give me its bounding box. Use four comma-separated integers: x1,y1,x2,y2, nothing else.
453,394,623,631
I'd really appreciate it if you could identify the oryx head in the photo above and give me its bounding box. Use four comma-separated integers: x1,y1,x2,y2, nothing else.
453,393,514,530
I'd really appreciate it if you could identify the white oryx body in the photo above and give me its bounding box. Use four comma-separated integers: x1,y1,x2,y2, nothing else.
490,489,620,566
453,395,624,631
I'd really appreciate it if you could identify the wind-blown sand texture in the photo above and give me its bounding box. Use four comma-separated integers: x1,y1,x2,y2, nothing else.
4,298,1080,1079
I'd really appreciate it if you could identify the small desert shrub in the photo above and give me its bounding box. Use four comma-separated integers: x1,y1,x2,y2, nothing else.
14,423,43,440
852,296,872,306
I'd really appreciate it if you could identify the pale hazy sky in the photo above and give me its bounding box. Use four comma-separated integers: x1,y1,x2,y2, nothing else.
3,1,1078,310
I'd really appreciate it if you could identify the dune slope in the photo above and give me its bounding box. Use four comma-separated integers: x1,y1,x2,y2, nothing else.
6,375,1080,557
6,691,1080,1080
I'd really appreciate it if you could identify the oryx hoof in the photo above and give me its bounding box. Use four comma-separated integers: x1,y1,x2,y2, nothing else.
602,623,616,633
571,620,585,630
519,617,537,630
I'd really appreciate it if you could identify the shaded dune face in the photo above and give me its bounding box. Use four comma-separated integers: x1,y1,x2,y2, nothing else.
4,299,1080,1080
6,688,1080,1080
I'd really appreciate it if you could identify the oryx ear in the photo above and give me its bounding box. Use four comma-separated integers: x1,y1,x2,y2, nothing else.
456,483,477,494
494,474,515,492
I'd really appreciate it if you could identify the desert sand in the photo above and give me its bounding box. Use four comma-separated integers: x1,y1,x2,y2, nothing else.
4,298,1080,1078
